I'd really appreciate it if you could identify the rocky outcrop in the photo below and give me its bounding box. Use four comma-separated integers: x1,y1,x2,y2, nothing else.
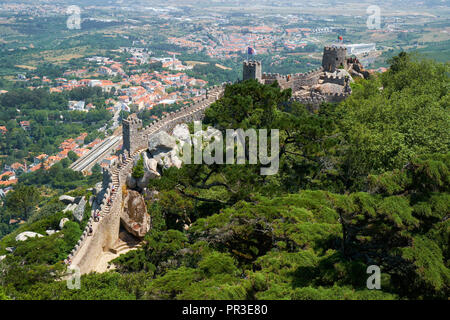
148,131,177,153
92,182,103,204
192,126,222,148
121,190,150,239
138,152,161,189
59,218,69,229
148,131,183,170
143,152,158,172
138,170,160,190
152,149,182,170
126,130,187,191
15,231,44,242
126,153,160,191
335,69,354,82
60,195,87,222
347,60,370,79
172,123,191,143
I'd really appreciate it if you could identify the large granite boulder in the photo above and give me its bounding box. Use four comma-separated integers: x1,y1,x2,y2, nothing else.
152,150,172,167
148,131,176,153
127,127,194,192
73,197,86,222
63,203,78,214
148,131,180,171
127,153,160,190
15,231,44,242
171,155,183,169
121,190,150,238
137,169,160,190
89,195,94,207
59,218,69,229
143,152,158,172
349,69,367,80
312,82,345,95
347,61,370,80
59,195,75,205
172,124,191,143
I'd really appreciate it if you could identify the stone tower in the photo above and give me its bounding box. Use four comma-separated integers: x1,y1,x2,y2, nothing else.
243,60,262,83
322,46,347,72
122,113,142,155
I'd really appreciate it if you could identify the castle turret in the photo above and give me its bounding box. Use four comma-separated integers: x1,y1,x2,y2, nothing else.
322,46,347,72
122,113,142,155
243,60,262,83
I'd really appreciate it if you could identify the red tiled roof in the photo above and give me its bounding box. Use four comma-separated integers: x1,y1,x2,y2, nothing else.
10,162,24,170
29,164,42,172
0,179,18,186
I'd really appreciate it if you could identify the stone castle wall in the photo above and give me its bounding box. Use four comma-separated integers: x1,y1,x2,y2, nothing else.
66,84,226,274
320,74,346,86
125,84,226,153
291,92,349,106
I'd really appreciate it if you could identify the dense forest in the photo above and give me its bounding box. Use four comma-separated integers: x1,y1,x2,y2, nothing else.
0,53,448,300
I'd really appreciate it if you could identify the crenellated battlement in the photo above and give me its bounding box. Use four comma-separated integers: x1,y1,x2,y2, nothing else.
123,113,142,126
322,92,350,98
291,91,350,106
243,60,262,67
320,74,347,86
324,45,347,52
323,75,344,80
